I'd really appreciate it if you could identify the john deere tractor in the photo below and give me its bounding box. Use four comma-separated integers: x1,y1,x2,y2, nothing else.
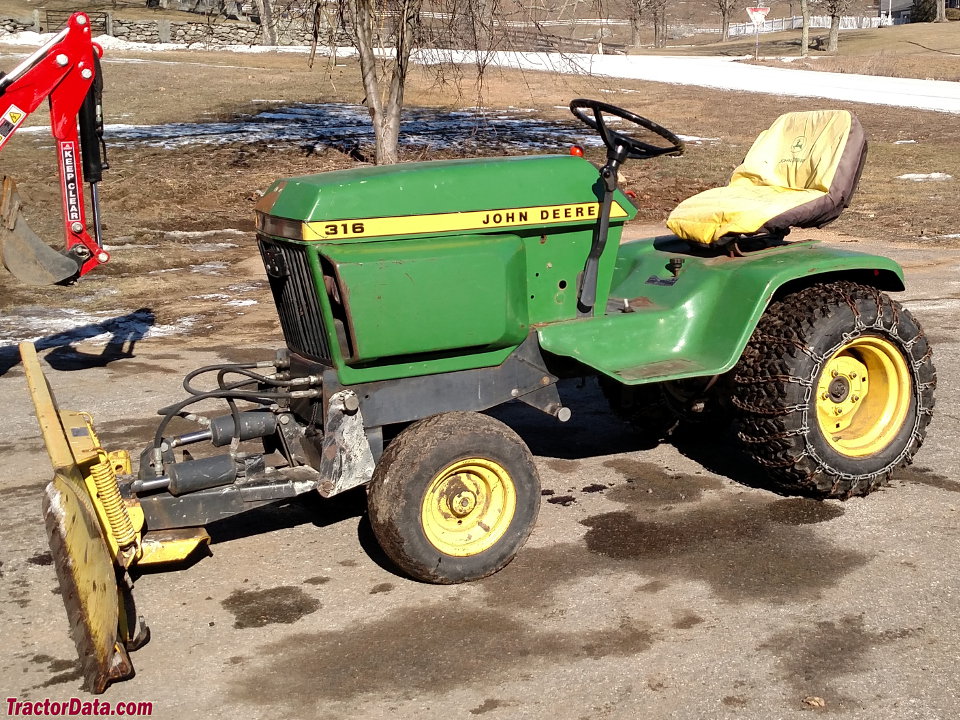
21,98,935,692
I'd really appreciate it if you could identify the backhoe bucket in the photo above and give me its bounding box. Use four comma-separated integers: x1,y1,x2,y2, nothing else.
21,343,137,692
0,176,80,285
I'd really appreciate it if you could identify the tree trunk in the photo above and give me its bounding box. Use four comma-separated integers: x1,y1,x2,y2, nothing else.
253,0,276,45
827,13,839,52
351,0,418,165
720,9,729,42
653,8,667,48
800,0,809,56
936,0,947,22
630,4,643,47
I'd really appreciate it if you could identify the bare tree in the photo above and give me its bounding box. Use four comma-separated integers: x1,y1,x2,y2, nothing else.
649,0,667,48
715,0,735,41
318,0,503,165
815,0,850,52
341,0,420,165
800,0,810,56
629,0,649,47
253,0,277,45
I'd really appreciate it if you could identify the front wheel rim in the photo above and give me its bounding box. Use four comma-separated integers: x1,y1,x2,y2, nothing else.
814,335,912,458
420,458,517,557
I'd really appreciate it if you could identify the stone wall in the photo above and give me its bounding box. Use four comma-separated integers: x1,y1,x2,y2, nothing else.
110,17,277,45
0,13,313,47
0,16,34,35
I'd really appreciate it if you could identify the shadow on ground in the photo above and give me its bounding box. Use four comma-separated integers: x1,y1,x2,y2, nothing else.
0,308,155,375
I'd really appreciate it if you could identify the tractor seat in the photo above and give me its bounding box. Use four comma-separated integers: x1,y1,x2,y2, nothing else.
666,110,867,248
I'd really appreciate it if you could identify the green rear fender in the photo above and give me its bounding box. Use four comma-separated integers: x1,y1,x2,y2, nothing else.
537,239,905,384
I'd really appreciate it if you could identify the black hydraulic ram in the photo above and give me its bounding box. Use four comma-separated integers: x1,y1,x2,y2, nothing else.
77,53,106,249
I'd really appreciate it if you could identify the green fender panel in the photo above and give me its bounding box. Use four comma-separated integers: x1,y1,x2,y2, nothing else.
537,237,905,384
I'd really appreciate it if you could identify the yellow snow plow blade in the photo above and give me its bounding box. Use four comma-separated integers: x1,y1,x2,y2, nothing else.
42,474,134,692
21,342,139,692
1,176,80,285
21,342,211,691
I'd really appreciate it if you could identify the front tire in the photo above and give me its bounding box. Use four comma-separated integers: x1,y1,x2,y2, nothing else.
730,281,935,499
367,412,541,584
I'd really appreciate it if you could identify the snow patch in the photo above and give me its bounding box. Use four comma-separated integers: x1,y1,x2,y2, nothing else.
677,134,720,144
226,283,262,293
0,307,196,346
17,103,612,152
897,173,953,181
0,31,50,46
193,242,240,252
416,50,960,114
190,261,229,274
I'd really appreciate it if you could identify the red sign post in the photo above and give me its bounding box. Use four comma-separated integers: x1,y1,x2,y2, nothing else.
746,6,771,60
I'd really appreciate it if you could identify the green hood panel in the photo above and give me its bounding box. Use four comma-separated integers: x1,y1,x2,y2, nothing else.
538,238,905,384
258,155,636,242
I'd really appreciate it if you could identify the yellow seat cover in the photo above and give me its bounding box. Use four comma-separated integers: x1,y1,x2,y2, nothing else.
667,110,865,246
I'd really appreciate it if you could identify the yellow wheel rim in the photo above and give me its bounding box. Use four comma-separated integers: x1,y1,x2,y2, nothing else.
420,458,517,557
815,336,912,458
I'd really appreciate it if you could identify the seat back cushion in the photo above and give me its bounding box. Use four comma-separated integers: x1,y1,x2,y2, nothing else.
666,110,867,246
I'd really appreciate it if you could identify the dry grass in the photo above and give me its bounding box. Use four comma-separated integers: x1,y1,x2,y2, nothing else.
741,22,960,82
754,52,960,81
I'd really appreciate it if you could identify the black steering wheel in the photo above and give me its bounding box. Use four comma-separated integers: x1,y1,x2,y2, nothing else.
570,98,684,161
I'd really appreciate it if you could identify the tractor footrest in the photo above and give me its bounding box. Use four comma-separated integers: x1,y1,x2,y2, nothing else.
139,527,210,566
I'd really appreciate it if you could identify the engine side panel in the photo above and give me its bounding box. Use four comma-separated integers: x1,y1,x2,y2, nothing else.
322,233,529,362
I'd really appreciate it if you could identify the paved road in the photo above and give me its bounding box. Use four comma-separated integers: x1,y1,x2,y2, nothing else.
1,231,958,719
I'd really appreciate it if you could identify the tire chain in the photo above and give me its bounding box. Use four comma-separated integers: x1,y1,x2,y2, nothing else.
729,281,936,499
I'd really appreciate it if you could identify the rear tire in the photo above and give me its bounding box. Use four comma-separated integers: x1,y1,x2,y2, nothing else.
367,412,541,584
730,281,935,499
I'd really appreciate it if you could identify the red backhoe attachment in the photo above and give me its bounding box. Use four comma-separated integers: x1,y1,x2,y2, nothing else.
0,13,110,284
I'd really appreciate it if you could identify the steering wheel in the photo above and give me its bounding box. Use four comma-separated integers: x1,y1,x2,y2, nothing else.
570,98,684,160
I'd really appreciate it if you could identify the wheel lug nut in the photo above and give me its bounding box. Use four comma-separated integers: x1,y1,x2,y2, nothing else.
834,407,843,415
851,395,859,402
831,369,839,378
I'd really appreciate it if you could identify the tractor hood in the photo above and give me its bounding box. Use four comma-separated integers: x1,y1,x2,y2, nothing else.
255,154,636,243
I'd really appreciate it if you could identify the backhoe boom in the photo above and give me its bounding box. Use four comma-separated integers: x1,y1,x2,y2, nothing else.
0,12,109,284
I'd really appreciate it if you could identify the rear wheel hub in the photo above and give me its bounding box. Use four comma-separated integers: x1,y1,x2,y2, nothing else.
815,336,911,458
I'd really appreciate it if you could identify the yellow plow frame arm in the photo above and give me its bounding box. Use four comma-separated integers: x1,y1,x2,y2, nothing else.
21,342,143,692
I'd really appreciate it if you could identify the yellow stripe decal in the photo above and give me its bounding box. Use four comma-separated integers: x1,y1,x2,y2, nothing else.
302,201,629,241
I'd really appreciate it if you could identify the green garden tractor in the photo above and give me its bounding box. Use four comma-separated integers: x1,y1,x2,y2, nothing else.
23,99,935,692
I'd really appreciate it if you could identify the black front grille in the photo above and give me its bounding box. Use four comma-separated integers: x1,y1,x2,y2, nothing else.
258,237,331,363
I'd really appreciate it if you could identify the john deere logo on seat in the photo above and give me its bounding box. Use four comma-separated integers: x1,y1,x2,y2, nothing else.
791,136,806,154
